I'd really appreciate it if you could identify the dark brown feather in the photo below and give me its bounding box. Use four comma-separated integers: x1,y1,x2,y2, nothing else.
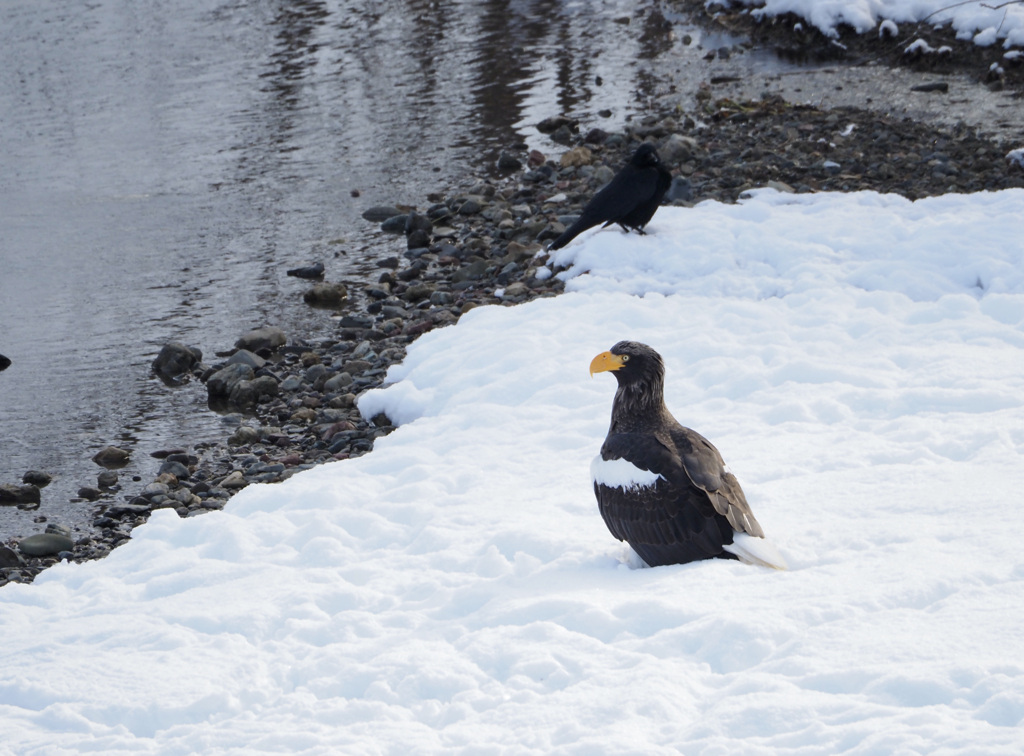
593,341,766,566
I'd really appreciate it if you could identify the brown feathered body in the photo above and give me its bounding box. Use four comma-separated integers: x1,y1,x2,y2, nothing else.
590,341,777,568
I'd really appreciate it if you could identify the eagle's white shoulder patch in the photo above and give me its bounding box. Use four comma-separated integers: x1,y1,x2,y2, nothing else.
591,455,662,490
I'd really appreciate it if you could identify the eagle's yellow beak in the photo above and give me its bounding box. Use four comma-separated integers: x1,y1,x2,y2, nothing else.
589,351,626,377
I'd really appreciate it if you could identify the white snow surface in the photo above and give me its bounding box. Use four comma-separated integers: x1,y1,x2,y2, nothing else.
721,0,1024,46
3,188,1024,754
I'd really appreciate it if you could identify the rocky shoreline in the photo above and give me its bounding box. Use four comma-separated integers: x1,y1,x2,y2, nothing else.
3,83,1023,586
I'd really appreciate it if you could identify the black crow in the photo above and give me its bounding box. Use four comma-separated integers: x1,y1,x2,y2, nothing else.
549,143,672,251
590,341,787,569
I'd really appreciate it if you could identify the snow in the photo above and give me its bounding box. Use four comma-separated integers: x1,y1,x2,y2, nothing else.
2,186,1024,753
722,0,1024,47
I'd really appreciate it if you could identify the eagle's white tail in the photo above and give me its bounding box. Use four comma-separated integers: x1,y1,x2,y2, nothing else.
723,532,788,570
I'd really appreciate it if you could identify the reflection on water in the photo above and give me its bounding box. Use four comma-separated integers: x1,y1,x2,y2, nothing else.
1,0,725,539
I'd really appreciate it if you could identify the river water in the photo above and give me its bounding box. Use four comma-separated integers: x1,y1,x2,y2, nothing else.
2,0,1021,542
0,0,745,539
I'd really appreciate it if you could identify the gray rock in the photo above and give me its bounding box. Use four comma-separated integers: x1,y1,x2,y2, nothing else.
361,205,403,222
405,212,433,235
305,364,328,384
152,342,203,379
18,533,74,557
659,133,698,164
537,115,577,134
159,459,190,479
105,502,151,518
92,446,131,467
249,375,278,398
207,363,254,398
453,260,489,282
169,488,198,505
380,214,409,233
503,241,540,265
550,125,573,145
303,282,348,307
77,487,102,501
286,261,325,279
97,470,119,488
227,349,266,370
324,372,354,392
407,229,430,249
0,545,26,568
141,482,171,498
219,471,249,489
666,176,693,202
228,375,278,408
228,426,260,447
342,359,372,374
45,523,72,537
339,314,375,330
502,281,530,299
458,198,483,215
481,205,511,223
235,327,286,353
497,152,522,170
402,283,435,302
22,470,52,487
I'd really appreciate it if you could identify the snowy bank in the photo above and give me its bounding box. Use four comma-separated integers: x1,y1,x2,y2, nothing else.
721,0,1024,48
1,189,1023,754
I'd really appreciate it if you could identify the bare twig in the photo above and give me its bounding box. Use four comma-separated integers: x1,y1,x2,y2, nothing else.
921,1,991,24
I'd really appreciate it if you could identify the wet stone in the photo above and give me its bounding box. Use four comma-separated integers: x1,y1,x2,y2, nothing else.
380,215,409,233
159,460,190,479
228,427,260,446
19,533,75,557
92,446,131,467
207,363,254,398
219,471,249,490
0,545,26,568
1,484,41,506
227,349,266,369
286,261,325,279
152,342,203,380
303,282,349,307
324,373,354,392
22,470,52,487
235,327,286,353
361,205,403,222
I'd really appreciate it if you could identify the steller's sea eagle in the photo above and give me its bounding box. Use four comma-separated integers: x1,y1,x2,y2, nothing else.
590,340,787,569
